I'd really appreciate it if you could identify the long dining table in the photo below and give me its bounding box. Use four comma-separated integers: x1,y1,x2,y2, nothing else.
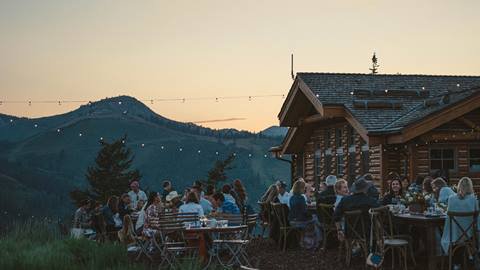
393,213,445,270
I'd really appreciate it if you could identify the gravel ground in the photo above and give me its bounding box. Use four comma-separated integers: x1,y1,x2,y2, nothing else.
245,238,364,270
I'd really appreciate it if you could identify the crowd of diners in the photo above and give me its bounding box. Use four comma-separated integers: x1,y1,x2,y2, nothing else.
72,179,250,244
259,170,479,263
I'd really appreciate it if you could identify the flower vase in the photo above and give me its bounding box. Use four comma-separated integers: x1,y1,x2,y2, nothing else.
409,203,425,215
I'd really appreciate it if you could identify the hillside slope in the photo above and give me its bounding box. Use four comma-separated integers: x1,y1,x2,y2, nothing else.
0,96,289,219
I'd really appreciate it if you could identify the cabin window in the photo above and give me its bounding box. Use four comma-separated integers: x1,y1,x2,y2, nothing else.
430,148,455,172
361,145,370,175
348,127,355,146
469,148,480,172
336,154,345,176
325,151,332,175
314,146,322,181
296,152,304,177
335,128,342,148
348,152,355,183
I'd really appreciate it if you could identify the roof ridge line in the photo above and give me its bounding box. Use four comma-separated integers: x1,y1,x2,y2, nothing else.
297,72,480,78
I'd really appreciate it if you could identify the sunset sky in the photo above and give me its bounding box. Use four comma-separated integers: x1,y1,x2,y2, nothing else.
1,0,479,132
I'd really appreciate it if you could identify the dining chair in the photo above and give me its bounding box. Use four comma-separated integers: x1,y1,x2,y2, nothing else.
442,210,478,270
370,206,415,270
343,209,368,267
316,203,336,250
271,202,300,252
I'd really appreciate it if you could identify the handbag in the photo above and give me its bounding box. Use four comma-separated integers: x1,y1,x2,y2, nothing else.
366,210,383,268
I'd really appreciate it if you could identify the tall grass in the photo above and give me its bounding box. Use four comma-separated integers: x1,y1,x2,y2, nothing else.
0,221,144,270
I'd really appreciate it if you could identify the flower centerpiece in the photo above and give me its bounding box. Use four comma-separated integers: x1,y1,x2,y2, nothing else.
403,190,431,214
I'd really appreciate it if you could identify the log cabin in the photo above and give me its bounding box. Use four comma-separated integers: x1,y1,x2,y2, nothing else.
272,73,480,191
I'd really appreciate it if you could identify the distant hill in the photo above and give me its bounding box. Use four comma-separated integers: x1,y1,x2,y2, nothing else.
0,96,289,220
260,126,288,138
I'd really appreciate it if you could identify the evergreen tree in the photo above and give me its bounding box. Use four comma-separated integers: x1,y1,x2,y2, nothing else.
70,136,141,205
206,153,235,189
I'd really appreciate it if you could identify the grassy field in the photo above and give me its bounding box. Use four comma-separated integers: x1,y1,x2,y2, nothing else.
0,221,146,270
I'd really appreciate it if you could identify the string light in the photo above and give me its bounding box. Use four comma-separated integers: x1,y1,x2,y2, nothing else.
34,124,38,128
197,150,201,153
161,146,164,150
79,132,83,137
141,143,145,148
179,148,183,152
57,129,61,133
248,154,252,157
215,151,219,155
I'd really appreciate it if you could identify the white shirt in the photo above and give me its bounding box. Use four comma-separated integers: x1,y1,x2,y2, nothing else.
128,190,147,209
179,202,204,217
278,192,291,206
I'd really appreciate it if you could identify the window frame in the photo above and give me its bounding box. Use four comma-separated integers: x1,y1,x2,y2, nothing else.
469,147,480,173
428,147,457,173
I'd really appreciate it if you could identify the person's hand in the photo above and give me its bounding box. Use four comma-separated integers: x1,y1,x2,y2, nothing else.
337,230,345,242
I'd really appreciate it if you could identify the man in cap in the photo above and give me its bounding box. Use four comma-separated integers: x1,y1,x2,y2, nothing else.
350,173,380,201
317,175,338,205
166,191,183,211
276,180,291,206
333,176,380,241
128,180,147,209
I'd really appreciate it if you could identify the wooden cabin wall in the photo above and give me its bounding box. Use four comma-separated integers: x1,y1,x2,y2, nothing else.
300,121,383,188
410,108,480,189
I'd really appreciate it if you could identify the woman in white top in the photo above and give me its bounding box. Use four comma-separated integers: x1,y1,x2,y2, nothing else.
179,191,204,217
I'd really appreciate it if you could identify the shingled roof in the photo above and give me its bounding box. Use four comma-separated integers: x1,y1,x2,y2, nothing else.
296,72,480,133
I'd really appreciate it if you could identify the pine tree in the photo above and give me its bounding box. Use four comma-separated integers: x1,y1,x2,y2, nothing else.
369,52,379,74
70,136,141,205
207,153,236,189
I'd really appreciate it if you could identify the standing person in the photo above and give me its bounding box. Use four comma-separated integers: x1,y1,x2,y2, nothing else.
118,193,133,220
334,179,349,209
432,178,456,204
382,179,404,205
212,192,240,214
161,180,174,202
128,181,147,209
276,180,291,206
318,175,337,205
179,192,204,217
102,196,120,233
233,179,248,210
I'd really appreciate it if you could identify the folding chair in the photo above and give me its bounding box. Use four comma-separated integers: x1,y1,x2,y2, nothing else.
442,210,478,270
155,219,199,269
316,203,336,250
343,209,368,267
370,206,415,270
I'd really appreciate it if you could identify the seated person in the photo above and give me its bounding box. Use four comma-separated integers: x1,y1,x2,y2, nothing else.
288,179,310,224
334,177,380,241
192,185,213,215
222,184,238,205
276,180,291,206
432,177,456,204
334,179,349,210
179,191,204,217
317,175,337,205
118,193,133,220
165,191,183,212
73,199,93,229
102,196,120,232
382,179,404,205
441,177,479,255
144,192,163,231
212,192,240,215
118,214,136,246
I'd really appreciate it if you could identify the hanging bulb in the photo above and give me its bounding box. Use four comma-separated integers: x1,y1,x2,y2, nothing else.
215,151,219,155
248,154,252,157
264,154,267,158
215,98,219,102
118,101,122,105
248,96,252,101
150,99,154,104
34,124,38,128
141,143,145,148
100,137,104,141
79,132,83,137
197,150,201,153
9,119,13,123
161,146,164,150
179,148,183,152
57,129,61,133
0,101,3,105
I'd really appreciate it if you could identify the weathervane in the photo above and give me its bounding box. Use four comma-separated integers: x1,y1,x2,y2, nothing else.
369,52,379,74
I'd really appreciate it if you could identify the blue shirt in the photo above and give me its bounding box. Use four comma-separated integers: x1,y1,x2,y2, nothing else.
221,200,240,214
439,187,456,204
288,194,308,222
